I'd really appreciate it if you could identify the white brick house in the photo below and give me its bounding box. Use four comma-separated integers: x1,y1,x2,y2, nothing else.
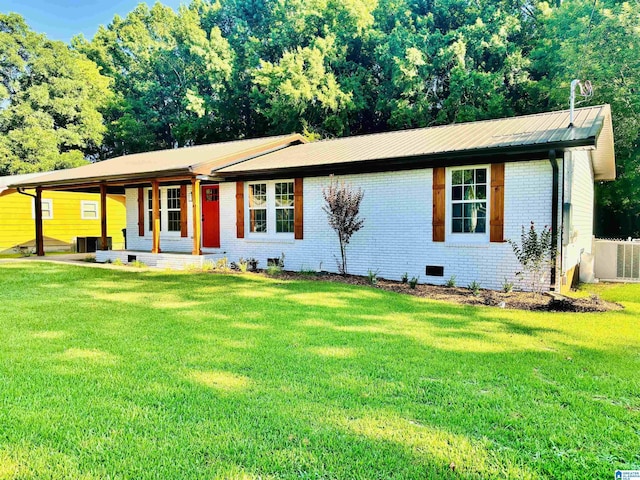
12,105,616,292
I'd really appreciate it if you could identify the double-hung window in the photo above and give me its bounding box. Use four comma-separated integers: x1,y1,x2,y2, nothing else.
81,200,98,220
450,167,488,235
247,180,295,236
147,190,162,232
275,182,294,233
166,188,181,232
248,183,267,233
32,199,53,220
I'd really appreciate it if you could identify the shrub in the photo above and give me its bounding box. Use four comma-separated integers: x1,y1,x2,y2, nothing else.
508,221,555,293
237,259,248,273
445,276,456,288
367,269,379,285
266,264,283,276
401,272,409,284
468,281,481,296
112,258,123,266
215,257,230,272
409,276,419,289
502,277,514,293
130,260,146,268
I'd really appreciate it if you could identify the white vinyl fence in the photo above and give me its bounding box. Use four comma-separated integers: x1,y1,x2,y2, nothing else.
593,238,640,282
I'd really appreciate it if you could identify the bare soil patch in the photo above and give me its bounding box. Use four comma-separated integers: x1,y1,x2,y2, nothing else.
266,271,622,313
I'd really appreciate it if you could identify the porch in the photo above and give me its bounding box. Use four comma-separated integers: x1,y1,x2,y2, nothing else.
95,250,223,270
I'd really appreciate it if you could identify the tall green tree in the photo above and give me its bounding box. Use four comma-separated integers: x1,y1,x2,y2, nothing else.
530,0,640,236
73,3,234,157
0,13,112,175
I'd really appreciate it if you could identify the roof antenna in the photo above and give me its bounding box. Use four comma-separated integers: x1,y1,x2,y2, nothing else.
569,79,593,127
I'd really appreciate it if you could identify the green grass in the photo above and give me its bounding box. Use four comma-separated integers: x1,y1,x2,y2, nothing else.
0,263,638,479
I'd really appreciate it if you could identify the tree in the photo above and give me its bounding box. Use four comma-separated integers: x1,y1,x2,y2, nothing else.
73,3,235,157
0,13,112,175
529,0,640,237
322,177,365,274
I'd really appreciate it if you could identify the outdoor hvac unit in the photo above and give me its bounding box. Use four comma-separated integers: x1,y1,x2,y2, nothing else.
616,242,640,280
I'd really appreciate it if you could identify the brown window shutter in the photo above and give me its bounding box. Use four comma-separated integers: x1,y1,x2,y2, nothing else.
294,178,303,239
490,163,505,242
137,187,144,236
180,184,188,237
432,167,446,242
236,181,245,238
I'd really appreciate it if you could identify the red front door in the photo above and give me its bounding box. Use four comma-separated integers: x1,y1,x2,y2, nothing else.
202,185,220,248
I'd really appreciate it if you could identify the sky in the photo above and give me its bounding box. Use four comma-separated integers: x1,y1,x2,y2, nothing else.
0,0,185,43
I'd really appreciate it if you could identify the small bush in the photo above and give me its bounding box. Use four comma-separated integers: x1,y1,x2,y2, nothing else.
266,264,283,276
401,272,409,284
299,267,317,276
130,260,146,268
237,259,248,273
83,255,96,263
112,258,123,266
409,276,419,289
367,269,379,285
468,281,481,296
215,257,230,273
445,276,456,288
202,261,215,272
13,246,33,257
502,278,514,293
247,258,259,272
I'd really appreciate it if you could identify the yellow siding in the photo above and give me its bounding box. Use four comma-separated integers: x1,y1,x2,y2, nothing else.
0,190,126,253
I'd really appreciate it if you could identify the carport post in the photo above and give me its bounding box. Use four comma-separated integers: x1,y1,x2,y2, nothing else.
100,183,108,250
35,187,44,256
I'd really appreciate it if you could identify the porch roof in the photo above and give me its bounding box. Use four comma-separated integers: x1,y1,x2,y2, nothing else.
9,134,306,189
215,105,615,181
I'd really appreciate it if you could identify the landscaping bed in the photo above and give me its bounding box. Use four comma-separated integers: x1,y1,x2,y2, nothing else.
266,271,623,313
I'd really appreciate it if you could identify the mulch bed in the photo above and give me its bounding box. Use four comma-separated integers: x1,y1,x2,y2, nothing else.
263,270,622,313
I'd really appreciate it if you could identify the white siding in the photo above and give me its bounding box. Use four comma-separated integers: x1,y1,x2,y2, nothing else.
562,150,595,283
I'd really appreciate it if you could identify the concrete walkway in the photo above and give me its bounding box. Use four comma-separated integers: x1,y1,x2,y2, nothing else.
0,253,149,271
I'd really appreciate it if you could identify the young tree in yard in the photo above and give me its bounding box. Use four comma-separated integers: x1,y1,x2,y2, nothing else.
508,222,556,293
322,177,364,275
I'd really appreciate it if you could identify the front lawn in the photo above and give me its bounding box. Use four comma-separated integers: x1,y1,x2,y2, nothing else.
0,263,638,479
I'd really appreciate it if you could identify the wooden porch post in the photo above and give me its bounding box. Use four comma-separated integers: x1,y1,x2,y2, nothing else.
192,178,201,255
100,183,108,250
152,180,161,253
35,187,44,256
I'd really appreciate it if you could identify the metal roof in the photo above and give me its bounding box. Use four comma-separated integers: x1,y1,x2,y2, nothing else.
0,172,53,194
216,105,615,181
10,134,306,189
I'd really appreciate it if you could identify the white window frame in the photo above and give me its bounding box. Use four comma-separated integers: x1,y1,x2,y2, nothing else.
144,186,183,237
166,187,182,233
80,200,99,220
32,198,53,220
245,180,296,238
445,165,490,243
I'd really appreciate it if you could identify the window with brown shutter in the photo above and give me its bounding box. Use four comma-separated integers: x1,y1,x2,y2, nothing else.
432,167,446,242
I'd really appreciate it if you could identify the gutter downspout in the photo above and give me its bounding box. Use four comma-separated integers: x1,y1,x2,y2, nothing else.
17,187,44,256
549,150,562,291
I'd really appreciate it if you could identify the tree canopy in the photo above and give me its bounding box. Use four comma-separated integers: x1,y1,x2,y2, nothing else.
1,1,639,236
0,13,112,174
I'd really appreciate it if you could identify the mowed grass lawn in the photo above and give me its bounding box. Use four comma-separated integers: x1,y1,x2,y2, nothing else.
0,263,638,479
